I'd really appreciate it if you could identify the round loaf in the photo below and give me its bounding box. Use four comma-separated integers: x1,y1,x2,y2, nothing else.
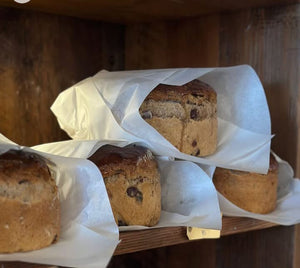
89,144,161,226
213,155,279,214
139,79,217,156
0,150,60,253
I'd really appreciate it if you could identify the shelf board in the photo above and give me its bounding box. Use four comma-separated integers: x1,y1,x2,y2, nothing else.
0,0,299,23
115,216,277,255
0,216,278,267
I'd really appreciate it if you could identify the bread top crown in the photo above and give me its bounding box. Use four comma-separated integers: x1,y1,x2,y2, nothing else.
0,150,57,203
0,150,52,183
144,79,216,104
88,144,154,167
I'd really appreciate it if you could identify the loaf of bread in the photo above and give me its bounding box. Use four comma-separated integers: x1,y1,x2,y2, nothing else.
0,149,60,253
213,155,279,214
88,144,161,226
139,79,217,157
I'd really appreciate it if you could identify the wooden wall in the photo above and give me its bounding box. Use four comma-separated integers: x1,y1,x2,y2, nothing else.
0,7,124,147
114,3,300,268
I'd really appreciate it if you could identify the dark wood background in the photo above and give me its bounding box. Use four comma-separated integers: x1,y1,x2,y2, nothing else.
0,7,124,147
0,3,299,268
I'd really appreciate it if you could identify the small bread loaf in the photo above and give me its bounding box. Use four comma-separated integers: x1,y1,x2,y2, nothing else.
213,155,279,214
0,150,60,253
139,79,217,156
88,144,161,226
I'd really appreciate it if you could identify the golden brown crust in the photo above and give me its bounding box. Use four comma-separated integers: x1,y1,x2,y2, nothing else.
139,79,217,156
213,157,278,214
89,144,161,226
0,150,60,253
145,79,217,104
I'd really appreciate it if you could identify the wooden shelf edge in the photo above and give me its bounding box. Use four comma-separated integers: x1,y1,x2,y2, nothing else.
114,216,278,255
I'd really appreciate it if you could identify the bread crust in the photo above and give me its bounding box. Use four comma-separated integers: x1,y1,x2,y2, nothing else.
89,144,161,226
0,150,60,253
213,155,279,214
139,79,217,156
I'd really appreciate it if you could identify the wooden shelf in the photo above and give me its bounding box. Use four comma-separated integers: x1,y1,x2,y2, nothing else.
115,216,277,255
0,0,298,23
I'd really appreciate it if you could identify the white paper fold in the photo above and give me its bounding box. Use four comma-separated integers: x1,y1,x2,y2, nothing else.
213,153,300,225
51,65,272,174
34,139,222,231
0,135,119,268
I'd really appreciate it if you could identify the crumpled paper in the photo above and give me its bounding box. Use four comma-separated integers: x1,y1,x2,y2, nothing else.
211,152,300,225
51,65,272,174
33,139,222,231
0,134,119,268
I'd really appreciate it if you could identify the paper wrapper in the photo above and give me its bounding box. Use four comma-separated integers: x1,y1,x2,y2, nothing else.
0,134,119,268
33,139,222,231
212,152,300,225
51,65,272,174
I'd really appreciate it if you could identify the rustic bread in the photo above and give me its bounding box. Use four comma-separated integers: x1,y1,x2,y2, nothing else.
0,149,60,253
139,79,217,156
88,144,161,226
213,155,279,214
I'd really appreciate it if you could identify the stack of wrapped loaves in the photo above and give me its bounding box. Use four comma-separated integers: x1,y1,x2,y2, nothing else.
1,66,300,268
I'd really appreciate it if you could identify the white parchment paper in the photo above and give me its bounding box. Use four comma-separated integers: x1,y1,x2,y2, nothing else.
0,134,119,268
34,139,222,231
212,152,300,225
51,65,272,174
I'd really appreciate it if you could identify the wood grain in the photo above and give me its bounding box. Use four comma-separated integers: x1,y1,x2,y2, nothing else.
126,15,219,69
114,217,277,255
0,0,299,23
0,7,124,147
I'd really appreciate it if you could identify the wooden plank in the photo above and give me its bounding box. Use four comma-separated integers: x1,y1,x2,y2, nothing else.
215,225,295,268
125,15,219,70
0,7,124,147
0,0,299,23
114,217,277,255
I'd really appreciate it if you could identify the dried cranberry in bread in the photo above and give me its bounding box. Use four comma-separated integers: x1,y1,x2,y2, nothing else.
213,155,279,214
89,144,161,226
0,150,60,253
139,79,217,156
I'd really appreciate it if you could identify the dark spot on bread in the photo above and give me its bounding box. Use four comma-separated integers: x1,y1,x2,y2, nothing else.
190,108,199,119
127,187,138,197
126,187,143,202
141,110,152,119
18,179,29,184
